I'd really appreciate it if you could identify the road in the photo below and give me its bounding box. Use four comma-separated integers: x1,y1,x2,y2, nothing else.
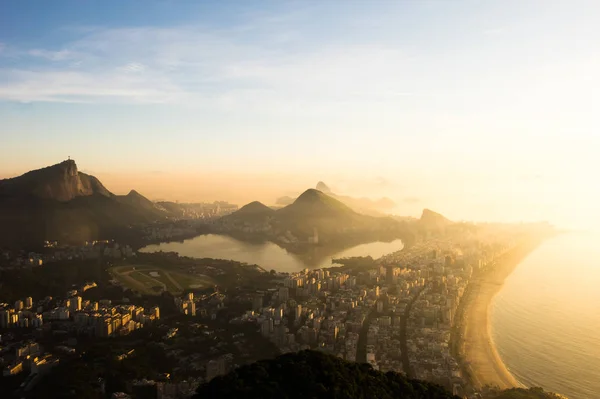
400,285,426,377
356,304,377,363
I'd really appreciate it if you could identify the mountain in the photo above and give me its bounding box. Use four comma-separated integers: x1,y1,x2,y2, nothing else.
275,181,397,216
236,201,275,215
276,189,364,238
419,208,451,231
194,350,458,399
275,195,295,206
116,189,166,218
281,189,405,240
0,160,111,201
218,189,411,245
315,181,332,194
0,160,167,247
218,201,276,235
221,201,274,224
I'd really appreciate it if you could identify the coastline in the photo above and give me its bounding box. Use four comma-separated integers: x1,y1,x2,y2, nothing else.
458,241,543,391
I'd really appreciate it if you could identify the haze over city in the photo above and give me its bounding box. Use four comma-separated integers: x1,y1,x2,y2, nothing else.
1,1,599,229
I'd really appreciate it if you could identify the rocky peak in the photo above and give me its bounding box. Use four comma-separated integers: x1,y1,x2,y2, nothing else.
0,159,112,202
315,181,332,194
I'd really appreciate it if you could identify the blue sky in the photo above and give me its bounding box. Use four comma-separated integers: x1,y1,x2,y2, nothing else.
1,1,599,227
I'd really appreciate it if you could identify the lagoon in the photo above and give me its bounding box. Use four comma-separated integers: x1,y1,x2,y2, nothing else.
139,234,404,272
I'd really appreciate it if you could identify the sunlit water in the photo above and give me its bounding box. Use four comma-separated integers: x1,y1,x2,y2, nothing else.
491,233,600,399
139,234,403,272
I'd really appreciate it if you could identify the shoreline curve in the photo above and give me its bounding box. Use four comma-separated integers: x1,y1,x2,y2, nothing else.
458,241,542,390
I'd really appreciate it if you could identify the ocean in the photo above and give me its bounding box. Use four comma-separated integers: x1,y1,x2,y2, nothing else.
491,233,600,399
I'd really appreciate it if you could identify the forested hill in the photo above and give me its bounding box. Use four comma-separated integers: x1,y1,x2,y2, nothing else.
194,350,566,399
194,350,459,399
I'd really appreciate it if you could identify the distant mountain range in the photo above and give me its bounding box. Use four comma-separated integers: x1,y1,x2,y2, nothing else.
276,181,396,216
0,161,452,249
218,188,414,247
0,160,167,247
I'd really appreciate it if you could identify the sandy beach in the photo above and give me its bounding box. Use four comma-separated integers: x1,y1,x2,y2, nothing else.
458,244,540,390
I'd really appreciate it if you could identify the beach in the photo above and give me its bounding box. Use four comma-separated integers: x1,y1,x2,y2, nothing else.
457,243,542,390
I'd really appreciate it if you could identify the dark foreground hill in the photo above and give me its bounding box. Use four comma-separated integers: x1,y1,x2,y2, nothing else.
194,350,459,399
194,351,565,399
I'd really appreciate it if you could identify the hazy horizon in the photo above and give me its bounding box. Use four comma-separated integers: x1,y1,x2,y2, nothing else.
2,1,599,229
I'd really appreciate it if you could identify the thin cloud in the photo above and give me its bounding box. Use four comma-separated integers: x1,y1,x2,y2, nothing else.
0,70,186,103
119,62,146,73
28,49,76,61
0,22,415,107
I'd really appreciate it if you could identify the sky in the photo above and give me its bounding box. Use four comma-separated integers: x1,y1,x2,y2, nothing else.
1,1,599,229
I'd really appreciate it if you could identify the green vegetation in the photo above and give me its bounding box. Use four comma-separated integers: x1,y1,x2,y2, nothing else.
330,255,377,270
109,264,214,295
194,350,459,399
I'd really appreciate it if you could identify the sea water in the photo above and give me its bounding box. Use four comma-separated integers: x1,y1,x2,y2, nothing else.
491,233,600,399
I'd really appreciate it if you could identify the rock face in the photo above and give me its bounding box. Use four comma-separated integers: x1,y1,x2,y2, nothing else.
419,208,451,231
0,160,166,247
315,181,332,194
0,160,112,201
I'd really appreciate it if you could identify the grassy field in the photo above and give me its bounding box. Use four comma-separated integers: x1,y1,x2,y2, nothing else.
109,264,214,295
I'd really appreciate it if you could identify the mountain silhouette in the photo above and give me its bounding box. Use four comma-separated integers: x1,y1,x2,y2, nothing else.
0,160,111,201
315,181,332,193
116,189,166,218
419,208,451,231
0,160,167,247
275,181,397,216
236,201,275,215
220,189,410,245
